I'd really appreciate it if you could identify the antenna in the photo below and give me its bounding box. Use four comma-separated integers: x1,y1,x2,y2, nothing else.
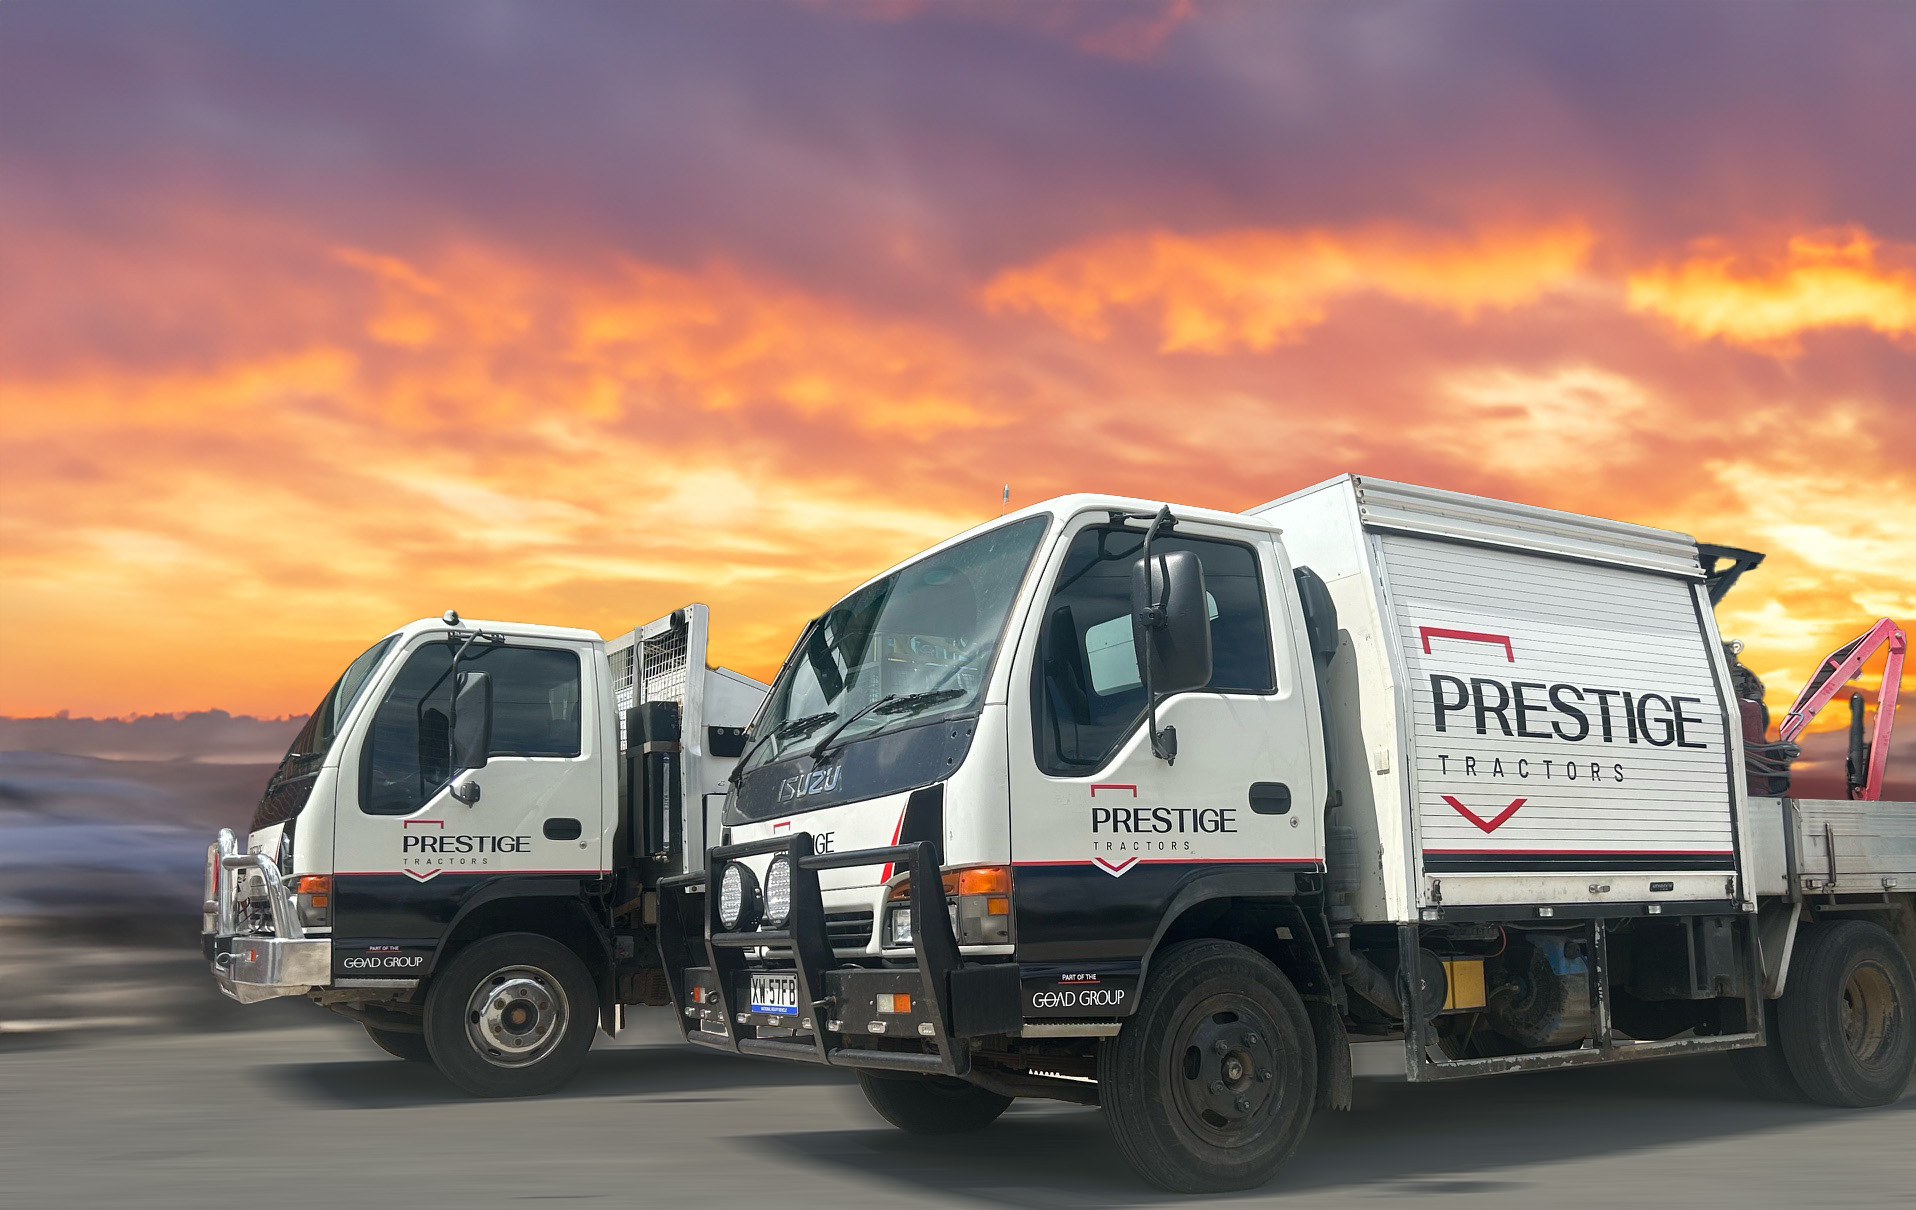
1001,484,1011,515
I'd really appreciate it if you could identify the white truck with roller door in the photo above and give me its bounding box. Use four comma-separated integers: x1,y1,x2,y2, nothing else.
657,474,1915,1193
203,604,768,1095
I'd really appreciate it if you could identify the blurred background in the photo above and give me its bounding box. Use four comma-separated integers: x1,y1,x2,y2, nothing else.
0,712,308,1035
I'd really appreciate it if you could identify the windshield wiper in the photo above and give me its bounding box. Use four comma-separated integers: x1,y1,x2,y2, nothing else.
810,689,968,763
874,688,965,716
850,689,969,747
807,695,899,763
727,711,838,786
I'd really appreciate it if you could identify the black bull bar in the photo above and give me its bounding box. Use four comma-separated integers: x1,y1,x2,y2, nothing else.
657,833,1020,1077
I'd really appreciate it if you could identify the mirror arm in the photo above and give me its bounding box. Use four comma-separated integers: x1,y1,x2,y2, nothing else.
442,631,502,776
1137,505,1179,766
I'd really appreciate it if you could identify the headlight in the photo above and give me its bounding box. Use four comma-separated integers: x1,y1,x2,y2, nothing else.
886,865,1011,947
885,905,914,947
763,855,793,928
717,862,761,932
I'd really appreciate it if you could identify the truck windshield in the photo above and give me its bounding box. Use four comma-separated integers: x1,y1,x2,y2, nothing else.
253,634,399,830
282,635,399,765
734,515,1050,785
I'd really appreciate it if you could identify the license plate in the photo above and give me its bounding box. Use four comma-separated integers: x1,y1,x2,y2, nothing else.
750,973,799,1016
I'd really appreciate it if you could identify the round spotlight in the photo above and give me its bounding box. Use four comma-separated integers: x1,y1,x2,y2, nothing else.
717,862,761,932
763,855,793,928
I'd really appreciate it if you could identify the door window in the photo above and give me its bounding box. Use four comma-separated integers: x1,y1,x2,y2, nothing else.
360,641,582,815
1033,526,1274,775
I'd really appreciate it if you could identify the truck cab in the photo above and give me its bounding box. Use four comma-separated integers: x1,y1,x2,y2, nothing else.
662,497,1335,1126
205,605,766,1095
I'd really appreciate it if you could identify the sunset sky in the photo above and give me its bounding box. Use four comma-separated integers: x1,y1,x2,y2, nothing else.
1,1,1911,727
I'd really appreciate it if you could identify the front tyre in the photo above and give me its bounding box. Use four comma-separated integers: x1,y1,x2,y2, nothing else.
1098,939,1316,1194
423,933,597,1098
364,1023,432,1063
1777,920,1915,1108
855,1072,1012,1133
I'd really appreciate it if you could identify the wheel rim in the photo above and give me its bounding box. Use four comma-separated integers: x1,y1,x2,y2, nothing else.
465,965,569,1069
1165,992,1283,1150
1839,959,1902,1071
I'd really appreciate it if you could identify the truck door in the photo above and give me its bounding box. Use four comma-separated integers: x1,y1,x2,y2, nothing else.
333,634,606,962
1006,515,1324,988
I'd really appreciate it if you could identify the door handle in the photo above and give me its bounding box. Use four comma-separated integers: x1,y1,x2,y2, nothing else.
1249,782,1291,815
543,817,583,841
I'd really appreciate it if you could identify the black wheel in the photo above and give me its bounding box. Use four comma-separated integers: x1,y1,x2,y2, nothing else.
855,1072,1012,1133
423,932,598,1098
1730,998,1804,1102
364,1023,433,1063
1097,940,1316,1193
1777,920,1915,1108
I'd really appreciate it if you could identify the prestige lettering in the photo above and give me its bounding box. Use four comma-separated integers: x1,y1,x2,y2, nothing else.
1430,675,1709,750
402,834,532,853
1092,807,1237,834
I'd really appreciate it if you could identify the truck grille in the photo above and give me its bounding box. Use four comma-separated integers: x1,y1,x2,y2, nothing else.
825,910,875,949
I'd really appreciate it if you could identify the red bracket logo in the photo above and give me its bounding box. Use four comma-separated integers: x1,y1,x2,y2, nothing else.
1442,795,1527,833
1090,786,1140,875
402,818,445,881
1419,627,1515,662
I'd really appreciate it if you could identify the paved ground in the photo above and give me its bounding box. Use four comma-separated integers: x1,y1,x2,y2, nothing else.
3,998,1913,1210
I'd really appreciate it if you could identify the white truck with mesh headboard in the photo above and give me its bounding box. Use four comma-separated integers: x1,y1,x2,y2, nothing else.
201,603,768,1096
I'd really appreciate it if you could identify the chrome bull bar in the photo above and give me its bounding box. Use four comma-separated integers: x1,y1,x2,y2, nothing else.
206,827,304,941
204,827,328,1003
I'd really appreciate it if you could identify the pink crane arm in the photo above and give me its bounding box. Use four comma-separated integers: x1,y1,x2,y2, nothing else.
1775,617,1906,801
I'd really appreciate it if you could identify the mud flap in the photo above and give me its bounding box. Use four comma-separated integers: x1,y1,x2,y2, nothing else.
1308,1000,1352,1111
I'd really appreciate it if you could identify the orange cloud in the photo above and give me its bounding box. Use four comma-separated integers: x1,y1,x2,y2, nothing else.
334,243,999,435
2,209,1910,736
982,221,1595,352
1627,230,1916,350
0,235,1021,716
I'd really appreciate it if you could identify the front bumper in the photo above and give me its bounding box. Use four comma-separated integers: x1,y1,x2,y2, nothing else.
203,828,328,1004
209,933,333,1004
658,836,1021,1077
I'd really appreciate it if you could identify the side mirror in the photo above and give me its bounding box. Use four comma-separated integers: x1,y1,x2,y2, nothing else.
450,670,494,774
1132,548,1212,697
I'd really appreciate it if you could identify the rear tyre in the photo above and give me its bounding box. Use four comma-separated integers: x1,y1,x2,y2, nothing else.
423,932,598,1098
1097,940,1315,1193
1730,999,1804,1102
855,1072,1012,1133
1777,920,1915,1108
364,1023,432,1063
